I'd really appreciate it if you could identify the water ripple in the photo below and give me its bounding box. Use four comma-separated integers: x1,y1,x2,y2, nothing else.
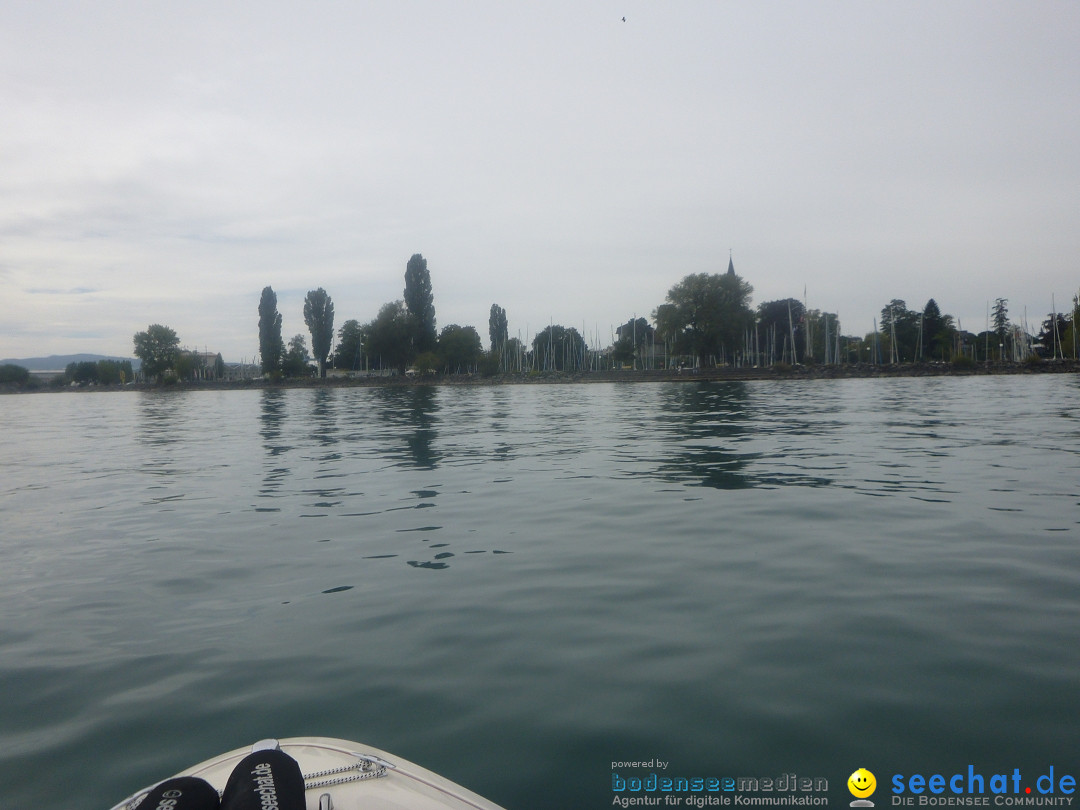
1,377,1078,809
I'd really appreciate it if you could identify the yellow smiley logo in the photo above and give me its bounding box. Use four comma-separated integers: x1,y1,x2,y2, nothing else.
848,768,877,798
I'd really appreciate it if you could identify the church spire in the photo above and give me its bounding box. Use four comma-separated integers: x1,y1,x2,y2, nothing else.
727,249,735,276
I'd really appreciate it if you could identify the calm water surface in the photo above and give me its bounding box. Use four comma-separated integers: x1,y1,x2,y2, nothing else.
2,377,1079,809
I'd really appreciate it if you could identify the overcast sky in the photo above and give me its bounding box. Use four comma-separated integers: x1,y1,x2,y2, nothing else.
2,1,1077,362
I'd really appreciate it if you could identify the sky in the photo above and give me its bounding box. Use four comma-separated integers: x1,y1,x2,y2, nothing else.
2,1,1078,362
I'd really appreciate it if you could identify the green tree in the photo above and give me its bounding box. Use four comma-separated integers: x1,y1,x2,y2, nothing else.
991,298,1009,359
653,303,680,353
174,351,201,382
479,350,501,377
532,324,587,371
841,334,870,364
282,334,311,377
1036,312,1070,359
972,331,997,362
258,286,284,376
66,360,99,384
756,299,806,363
96,359,133,385
303,288,335,377
483,336,526,374
438,324,483,373
97,360,116,384
334,319,365,370
488,304,508,352
1067,291,1080,359
879,300,919,362
652,269,754,367
365,300,416,374
133,324,181,383
805,310,842,363
505,337,525,369
920,299,955,361
616,317,653,345
404,254,436,353
0,364,30,385
615,317,655,368
414,351,440,376
611,336,635,367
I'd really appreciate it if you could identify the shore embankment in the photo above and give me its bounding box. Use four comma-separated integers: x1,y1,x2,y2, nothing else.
3,360,1078,395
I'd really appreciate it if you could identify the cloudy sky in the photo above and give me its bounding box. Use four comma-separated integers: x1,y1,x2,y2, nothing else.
2,1,1077,361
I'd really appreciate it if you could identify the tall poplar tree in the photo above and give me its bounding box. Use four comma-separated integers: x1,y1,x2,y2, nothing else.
303,288,335,377
404,253,436,353
258,286,283,375
488,303,508,352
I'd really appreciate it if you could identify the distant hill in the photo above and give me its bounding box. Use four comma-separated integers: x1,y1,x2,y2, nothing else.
0,354,141,371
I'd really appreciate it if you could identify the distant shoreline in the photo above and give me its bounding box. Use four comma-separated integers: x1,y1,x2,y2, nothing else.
3,360,1077,395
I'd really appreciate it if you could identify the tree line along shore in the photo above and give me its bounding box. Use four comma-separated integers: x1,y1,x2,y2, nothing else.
4,357,1078,397
3,253,1078,391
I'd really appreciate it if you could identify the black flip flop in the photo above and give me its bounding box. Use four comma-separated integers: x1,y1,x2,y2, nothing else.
138,776,220,810
220,748,306,810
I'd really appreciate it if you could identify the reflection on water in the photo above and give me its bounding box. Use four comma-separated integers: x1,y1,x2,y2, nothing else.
132,377,1080,509
259,390,289,505
310,388,339,447
136,390,186,448
370,385,441,469
259,389,287,444
250,385,462,567
651,382,756,489
2,377,1080,810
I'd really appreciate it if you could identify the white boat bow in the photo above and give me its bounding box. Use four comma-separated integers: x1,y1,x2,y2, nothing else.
110,736,506,810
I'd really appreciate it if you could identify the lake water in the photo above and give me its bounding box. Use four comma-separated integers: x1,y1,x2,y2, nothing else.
2,376,1079,810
